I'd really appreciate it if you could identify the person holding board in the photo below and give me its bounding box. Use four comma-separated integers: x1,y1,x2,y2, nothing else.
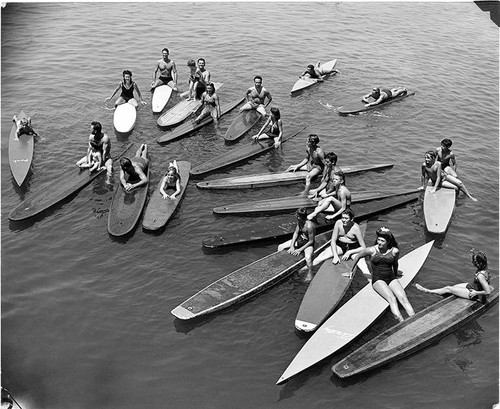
362,86,407,107
105,70,147,108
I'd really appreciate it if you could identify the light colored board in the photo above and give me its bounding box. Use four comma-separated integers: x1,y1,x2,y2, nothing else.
142,161,191,230
295,223,368,332
9,110,35,186
276,240,434,384
291,59,338,93
152,85,173,113
338,91,415,115
423,185,456,233
113,102,137,133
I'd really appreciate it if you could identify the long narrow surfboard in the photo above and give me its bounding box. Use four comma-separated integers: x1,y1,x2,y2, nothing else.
171,230,335,321
295,223,369,332
152,85,173,113
213,188,421,215
142,161,191,231
291,59,338,94
157,97,245,144
9,143,134,222
108,159,150,237
196,163,393,190
157,82,223,127
9,110,35,186
333,277,498,378
201,191,420,249
113,102,137,133
423,185,457,234
338,91,415,115
191,126,307,177
276,240,434,384
224,101,271,142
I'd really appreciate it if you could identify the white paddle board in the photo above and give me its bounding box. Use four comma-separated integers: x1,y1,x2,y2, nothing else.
423,185,456,234
152,85,173,113
113,102,137,133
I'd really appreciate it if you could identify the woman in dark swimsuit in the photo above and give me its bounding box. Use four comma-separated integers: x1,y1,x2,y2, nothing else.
105,70,146,108
160,160,182,200
416,250,492,303
348,227,415,322
194,83,221,123
119,144,149,191
252,107,283,148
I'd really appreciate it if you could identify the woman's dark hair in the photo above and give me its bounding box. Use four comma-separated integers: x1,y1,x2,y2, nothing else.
295,207,308,220
325,152,338,164
472,250,488,270
122,70,132,80
91,121,102,139
375,227,398,248
120,157,133,170
342,208,355,220
270,107,281,120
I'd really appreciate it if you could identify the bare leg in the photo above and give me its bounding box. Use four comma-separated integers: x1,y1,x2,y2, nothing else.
277,239,292,252
373,280,404,322
389,280,415,317
443,174,477,201
415,282,470,299
303,246,314,282
302,168,321,196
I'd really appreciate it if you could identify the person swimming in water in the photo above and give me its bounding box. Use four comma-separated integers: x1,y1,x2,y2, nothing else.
362,86,408,107
160,160,182,200
119,144,149,191
251,107,283,149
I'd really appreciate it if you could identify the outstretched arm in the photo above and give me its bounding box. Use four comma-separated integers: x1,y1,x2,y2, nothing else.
105,82,121,101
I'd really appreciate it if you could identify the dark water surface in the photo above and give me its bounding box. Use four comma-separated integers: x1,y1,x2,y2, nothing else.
1,2,498,408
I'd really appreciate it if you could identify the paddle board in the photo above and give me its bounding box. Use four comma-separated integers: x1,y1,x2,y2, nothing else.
212,188,421,215
157,97,245,144
8,143,134,222
295,223,368,332
142,161,191,231
191,126,307,177
152,85,173,113
196,163,393,190
113,102,137,133
9,110,35,186
223,100,271,142
157,82,223,127
202,191,420,249
291,59,338,94
338,91,415,115
423,185,457,234
108,160,150,237
333,277,498,378
171,230,333,321
276,240,434,384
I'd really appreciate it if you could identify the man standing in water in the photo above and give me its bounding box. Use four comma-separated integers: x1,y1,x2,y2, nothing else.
240,75,272,118
151,48,178,91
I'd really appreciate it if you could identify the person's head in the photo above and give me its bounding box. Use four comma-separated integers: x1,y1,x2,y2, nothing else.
307,133,320,147
120,157,133,173
306,64,315,73
332,171,345,186
341,208,355,224
270,107,281,120
440,138,452,149
371,87,380,96
206,82,215,94
162,48,169,57
325,152,338,166
91,121,102,138
19,117,29,127
254,75,263,86
122,70,132,82
424,150,437,165
471,250,488,270
187,59,196,68
166,166,179,181
197,58,206,68
375,226,398,249
295,207,308,222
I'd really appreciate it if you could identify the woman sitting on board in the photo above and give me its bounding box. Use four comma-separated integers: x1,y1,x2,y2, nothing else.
278,208,316,282
421,150,477,201
119,144,149,192
160,160,182,200
362,87,407,107
347,227,415,323
12,114,38,140
105,70,147,108
194,83,221,124
77,140,103,172
251,107,283,149
416,250,492,302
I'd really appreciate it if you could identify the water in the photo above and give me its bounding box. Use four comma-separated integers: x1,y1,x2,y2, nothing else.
1,2,498,408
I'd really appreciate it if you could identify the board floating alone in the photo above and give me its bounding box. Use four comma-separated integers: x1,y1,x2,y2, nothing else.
423,185,457,234
114,102,137,133
338,91,415,115
9,110,35,186
290,59,338,94
152,85,173,113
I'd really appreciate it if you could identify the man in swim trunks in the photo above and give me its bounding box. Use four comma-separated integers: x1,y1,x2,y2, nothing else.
435,138,457,177
307,170,351,221
308,152,342,199
362,86,407,107
151,48,178,91
239,75,272,118
76,121,112,176
119,144,149,191
301,62,338,80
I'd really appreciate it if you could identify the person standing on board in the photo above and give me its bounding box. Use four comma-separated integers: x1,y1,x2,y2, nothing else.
416,250,492,302
435,138,457,177
348,227,415,322
307,170,351,221
119,144,149,192
76,121,113,176
286,134,325,194
150,48,178,91
278,208,316,282
421,150,477,201
251,107,283,148
308,152,342,199
362,86,407,107
105,70,147,108
194,83,221,124
239,75,272,118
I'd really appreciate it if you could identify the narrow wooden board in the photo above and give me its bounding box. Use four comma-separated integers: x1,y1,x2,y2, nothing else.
142,161,191,231
291,59,338,93
108,161,150,237
333,277,499,378
9,110,35,186
276,241,434,384
8,143,134,221
113,103,137,133
152,85,173,113
202,191,421,249
157,82,223,127
171,230,333,321
295,223,368,332
223,100,270,142
338,91,415,115
423,185,456,234
157,97,245,144
190,126,307,177
196,163,393,190
213,188,421,215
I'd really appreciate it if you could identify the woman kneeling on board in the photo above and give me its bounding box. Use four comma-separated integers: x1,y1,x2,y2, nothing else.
348,227,415,322
416,250,492,302
251,107,283,149
105,70,147,108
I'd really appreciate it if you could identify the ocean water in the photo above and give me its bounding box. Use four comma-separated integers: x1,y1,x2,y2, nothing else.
1,2,498,408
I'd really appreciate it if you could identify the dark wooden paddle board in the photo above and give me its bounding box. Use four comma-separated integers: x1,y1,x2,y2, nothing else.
9,110,35,186
338,91,415,115
224,101,271,142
